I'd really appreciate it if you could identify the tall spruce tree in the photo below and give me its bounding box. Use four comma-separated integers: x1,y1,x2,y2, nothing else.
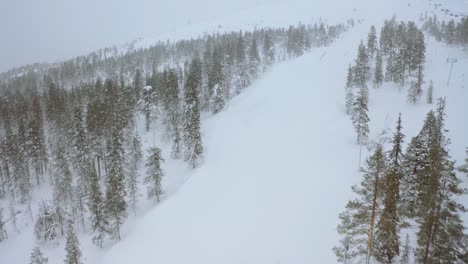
352,86,370,145
354,41,370,88
373,51,383,88
374,114,404,264
183,57,204,168
126,130,142,213
88,169,107,247
262,32,275,65
367,26,378,59
144,147,164,203
105,129,127,241
334,145,387,264
248,36,261,79
64,223,82,264
415,99,467,263
345,64,355,115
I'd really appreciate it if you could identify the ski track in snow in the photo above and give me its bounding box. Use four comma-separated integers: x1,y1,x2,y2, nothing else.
0,0,467,263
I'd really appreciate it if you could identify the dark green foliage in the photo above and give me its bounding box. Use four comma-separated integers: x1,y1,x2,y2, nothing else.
374,114,404,264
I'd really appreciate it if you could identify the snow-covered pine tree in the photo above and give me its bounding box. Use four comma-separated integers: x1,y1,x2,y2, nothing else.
234,32,248,92
70,106,90,192
415,99,468,263
354,41,370,88
64,222,83,264
367,25,378,59
105,129,127,241
262,32,275,66
400,131,431,219
140,85,154,132
426,80,433,104
34,201,64,241
351,86,369,145
373,51,383,88
248,36,261,79
125,130,142,213
345,64,355,115
51,143,73,211
211,84,225,114
30,247,48,264
183,57,204,168
374,114,405,264
144,147,164,203
415,31,426,92
28,95,47,185
334,145,387,263
162,68,182,159
88,169,107,247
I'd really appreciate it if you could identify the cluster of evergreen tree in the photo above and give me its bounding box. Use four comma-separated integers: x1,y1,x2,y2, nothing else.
0,21,347,248
334,98,468,264
423,15,468,46
0,22,345,92
346,20,428,145
30,222,84,264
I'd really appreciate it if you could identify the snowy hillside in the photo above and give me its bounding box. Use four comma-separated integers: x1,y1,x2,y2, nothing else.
0,0,468,264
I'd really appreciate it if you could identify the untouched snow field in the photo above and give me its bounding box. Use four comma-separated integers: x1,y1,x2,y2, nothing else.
0,0,467,263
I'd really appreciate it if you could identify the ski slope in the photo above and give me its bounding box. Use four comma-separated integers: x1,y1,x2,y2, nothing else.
105,5,468,264
1,0,467,263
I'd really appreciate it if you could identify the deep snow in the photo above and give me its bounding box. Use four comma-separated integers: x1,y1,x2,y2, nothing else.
0,0,467,263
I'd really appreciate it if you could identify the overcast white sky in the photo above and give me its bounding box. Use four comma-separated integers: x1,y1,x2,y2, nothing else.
0,0,270,73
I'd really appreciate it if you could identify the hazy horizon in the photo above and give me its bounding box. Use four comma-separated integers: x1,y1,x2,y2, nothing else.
0,0,272,73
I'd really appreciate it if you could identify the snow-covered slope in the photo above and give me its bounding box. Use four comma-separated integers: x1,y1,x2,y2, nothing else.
1,0,467,263
102,25,468,264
